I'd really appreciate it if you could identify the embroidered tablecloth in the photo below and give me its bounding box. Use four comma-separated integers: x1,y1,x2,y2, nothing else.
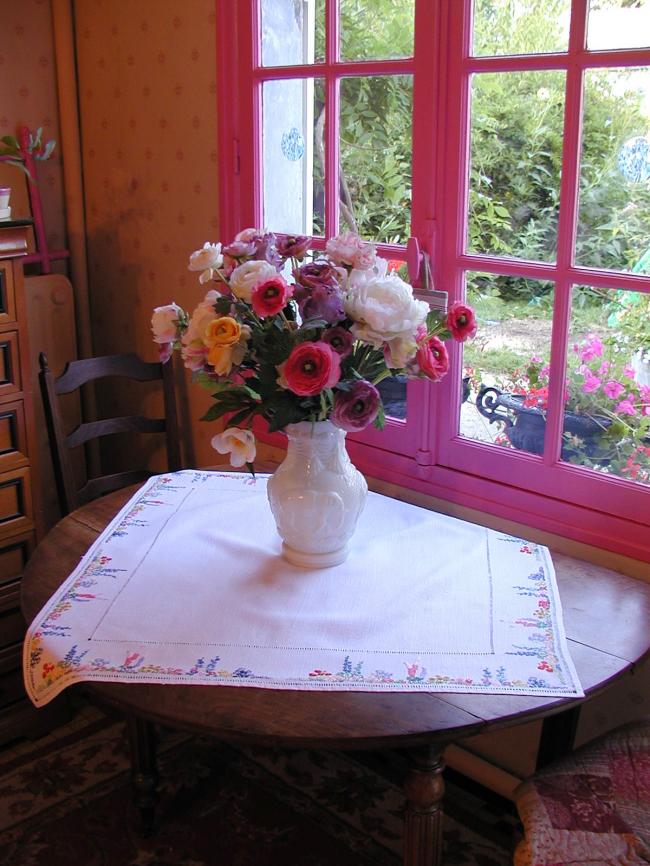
24,470,583,706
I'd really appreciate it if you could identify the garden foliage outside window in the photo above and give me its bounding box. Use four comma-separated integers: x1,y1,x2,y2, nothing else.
217,0,650,561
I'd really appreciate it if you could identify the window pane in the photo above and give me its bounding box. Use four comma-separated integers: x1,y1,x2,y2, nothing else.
587,0,650,51
465,272,555,455
339,75,413,244
472,0,570,57
340,0,414,60
262,78,324,236
561,287,649,486
468,71,565,261
576,67,650,272
261,0,324,66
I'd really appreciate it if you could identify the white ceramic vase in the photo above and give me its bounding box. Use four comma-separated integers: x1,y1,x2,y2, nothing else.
267,420,368,569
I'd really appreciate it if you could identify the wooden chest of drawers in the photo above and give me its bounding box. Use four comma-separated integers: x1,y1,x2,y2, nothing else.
0,222,64,743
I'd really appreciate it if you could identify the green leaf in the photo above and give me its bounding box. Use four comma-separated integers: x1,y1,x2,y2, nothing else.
266,392,309,432
200,402,238,423
214,296,233,314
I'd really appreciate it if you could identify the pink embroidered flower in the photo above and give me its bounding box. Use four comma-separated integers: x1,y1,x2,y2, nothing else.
278,341,341,396
603,380,624,400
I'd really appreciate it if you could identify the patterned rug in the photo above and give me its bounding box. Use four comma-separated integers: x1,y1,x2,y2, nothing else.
0,701,520,865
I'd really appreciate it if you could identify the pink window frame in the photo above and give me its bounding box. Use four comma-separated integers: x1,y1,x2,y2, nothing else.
216,0,650,563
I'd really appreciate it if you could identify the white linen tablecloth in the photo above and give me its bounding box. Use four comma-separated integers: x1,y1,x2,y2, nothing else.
24,470,583,706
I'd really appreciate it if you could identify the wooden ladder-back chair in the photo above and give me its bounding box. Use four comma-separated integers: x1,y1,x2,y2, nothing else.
38,350,183,832
39,351,182,517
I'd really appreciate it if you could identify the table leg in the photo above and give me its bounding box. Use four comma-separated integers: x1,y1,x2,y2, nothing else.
536,706,581,769
403,745,446,866
126,714,159,835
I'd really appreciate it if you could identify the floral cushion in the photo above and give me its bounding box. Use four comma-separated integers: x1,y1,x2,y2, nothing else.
514,719,650,866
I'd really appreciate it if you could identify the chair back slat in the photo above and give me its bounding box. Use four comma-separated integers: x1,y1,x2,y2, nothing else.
54,353,163,394
65,416,166,449
39,351,184,517
78,470,155,507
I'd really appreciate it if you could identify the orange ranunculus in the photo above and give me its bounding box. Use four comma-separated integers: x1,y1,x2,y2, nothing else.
204,315,241,348
207,344,235,376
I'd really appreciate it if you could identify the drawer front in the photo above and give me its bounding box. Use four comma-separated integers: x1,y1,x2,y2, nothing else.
0,591,25,649
0,532,34,591
0,468,33,540
0,400,28,472
0,331,21,398
0,264,16,327
0,645,26,710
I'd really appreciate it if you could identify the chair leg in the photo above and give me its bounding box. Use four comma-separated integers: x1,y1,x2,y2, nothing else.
126,714,159,835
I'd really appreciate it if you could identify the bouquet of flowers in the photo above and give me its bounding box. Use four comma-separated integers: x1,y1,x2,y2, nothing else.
152,229,476,470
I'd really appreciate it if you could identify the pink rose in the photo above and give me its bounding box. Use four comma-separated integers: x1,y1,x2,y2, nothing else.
294,261,341,290
276,234,311,260
151,302,183,344
414,335,449,381
325,232,376,270
331,380,380,432
321,326,354,357
279,341,341,396
446,302,477,341
251,276,293,318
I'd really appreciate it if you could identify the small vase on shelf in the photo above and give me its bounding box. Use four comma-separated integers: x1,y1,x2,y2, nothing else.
266,420,368,569
0,188,11,221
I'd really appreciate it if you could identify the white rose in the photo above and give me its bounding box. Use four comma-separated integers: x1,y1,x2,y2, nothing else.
151,302,183,344
188,242,223,284
229,260,277,302
344,272,429,347
211,427,256,468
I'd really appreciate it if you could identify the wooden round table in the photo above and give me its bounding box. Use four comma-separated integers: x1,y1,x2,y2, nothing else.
21,486,650,866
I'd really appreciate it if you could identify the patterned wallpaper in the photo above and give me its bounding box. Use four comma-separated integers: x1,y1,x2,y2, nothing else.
0,0,66,256
74,0,220,467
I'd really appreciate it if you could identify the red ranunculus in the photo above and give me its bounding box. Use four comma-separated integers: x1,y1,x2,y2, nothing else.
251,276,293,318
281,341,341,396
446,302,477,342
415,335,449,381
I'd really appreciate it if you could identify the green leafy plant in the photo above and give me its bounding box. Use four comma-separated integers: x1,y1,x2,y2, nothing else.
0,127,56,179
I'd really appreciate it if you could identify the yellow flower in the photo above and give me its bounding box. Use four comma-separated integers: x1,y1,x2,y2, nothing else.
204,315,241,348
207,344,235,375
